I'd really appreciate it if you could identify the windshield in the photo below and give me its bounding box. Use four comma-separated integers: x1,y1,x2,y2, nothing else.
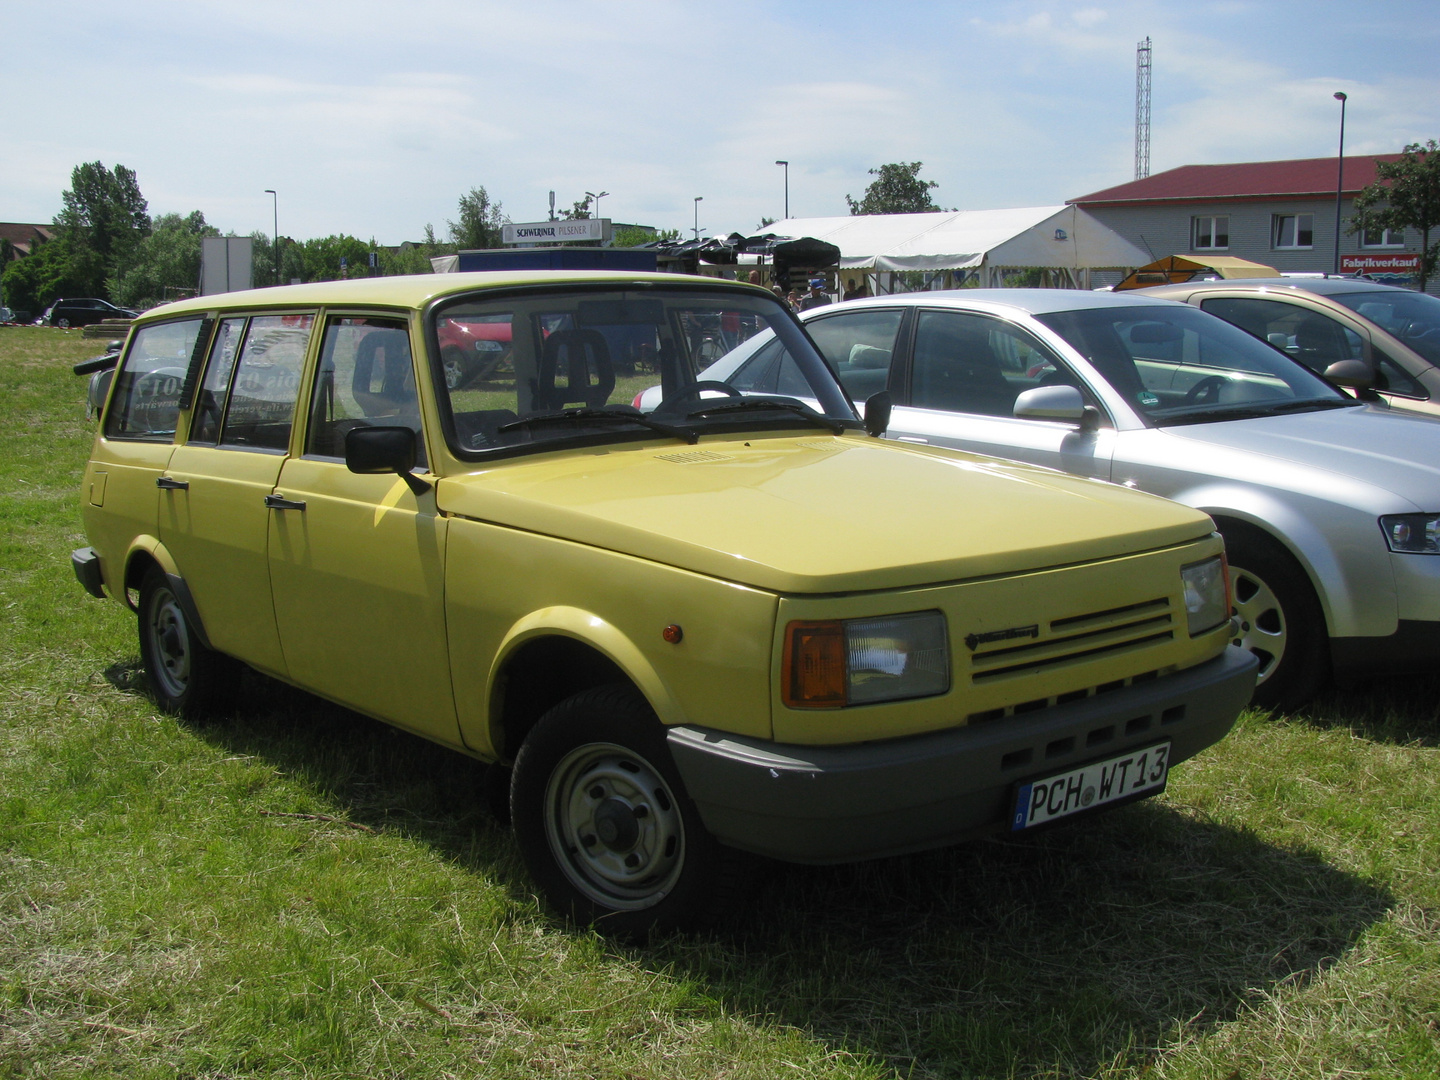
1331,289,1440,366
432,285,856,456
1035,303,1354,426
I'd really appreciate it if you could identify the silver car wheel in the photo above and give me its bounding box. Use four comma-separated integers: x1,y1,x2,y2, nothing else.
144,583,192,700
543,741,686,910
1231,564,1286,686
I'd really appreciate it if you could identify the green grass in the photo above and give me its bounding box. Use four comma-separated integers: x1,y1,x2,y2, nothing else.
3,325,1439,1077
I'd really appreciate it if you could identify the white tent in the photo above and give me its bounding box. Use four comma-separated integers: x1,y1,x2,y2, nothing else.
759,206,1149,289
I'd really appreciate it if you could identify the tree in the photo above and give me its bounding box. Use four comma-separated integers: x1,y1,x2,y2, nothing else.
611,226,679,248
111,211,218,309
845,162,946,215
1351,140,1440,291
1,234,88,317
560,196,592,220
55,161,152,296
448,186,507,249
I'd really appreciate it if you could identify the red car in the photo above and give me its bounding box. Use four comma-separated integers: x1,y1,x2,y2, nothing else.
437,315,513,389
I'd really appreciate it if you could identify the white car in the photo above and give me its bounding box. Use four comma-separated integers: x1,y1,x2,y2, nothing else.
645,290,1440,711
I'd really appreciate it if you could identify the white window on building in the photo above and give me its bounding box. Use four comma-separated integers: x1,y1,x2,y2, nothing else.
1192,215,1229,250
1361,226,1405,248
1273,214,1314,250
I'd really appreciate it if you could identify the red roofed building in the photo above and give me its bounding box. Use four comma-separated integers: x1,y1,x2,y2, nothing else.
0,222,55,260
1069,156,1428,290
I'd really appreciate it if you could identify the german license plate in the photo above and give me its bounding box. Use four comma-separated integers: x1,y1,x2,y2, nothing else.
1011,741,1170,830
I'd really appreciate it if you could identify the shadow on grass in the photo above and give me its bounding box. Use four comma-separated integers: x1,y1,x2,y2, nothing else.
1294,671,1440,746
119,666,1393,1079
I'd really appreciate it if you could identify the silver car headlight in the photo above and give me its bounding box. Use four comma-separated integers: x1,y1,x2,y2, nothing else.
1381,514,1440,554
1180,555,1229,636
783,611,950,707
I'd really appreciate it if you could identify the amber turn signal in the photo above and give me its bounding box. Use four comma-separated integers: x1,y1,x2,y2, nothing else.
781,620,847,707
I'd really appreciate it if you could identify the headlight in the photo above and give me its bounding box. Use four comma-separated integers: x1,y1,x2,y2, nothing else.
782,611,949,708
1180,555,1229,636
1381,514,1440,554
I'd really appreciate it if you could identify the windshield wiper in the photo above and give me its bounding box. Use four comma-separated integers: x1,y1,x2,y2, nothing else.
497,407,698,444
682,398,849,434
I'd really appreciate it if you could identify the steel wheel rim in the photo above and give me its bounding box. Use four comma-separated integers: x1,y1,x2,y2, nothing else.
1231,564,1286,686
146,586,191,699
544,741,685,910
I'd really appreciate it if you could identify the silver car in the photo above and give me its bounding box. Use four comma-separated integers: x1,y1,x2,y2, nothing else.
654,290,1440,710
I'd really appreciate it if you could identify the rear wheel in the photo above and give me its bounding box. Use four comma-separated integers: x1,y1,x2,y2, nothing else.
510,684,746,937
1221,526,1328,712
137,566,236,718
442,346,472,390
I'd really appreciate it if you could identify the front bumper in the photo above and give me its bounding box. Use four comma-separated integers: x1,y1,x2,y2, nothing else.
668,646,1257,864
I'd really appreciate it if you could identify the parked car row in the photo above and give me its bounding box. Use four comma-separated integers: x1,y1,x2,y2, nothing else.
73,271,1257,935
646,280,1440,713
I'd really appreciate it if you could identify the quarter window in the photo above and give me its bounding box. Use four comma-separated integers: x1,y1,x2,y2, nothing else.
1273,214,1314,250
104,318,206,441
1192,215,1229,250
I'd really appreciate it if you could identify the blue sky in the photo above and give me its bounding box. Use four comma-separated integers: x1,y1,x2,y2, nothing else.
6,0,1438,245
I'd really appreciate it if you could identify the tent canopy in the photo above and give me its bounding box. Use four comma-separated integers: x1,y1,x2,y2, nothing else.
1113,254,1279,290
756,206,1149,273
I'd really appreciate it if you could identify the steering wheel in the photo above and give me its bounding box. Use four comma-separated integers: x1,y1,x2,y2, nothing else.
1185,375,1229,406
654,380,741,416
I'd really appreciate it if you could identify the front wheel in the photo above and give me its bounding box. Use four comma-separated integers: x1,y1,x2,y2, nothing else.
510,685,746,937
1221,527,1328,712
137,566,236,718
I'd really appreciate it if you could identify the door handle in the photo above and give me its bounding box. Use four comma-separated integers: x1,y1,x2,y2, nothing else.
264,493,306,511
155,476,189,490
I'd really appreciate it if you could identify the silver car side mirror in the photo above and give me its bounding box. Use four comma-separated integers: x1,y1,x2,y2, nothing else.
1013,385,1100,432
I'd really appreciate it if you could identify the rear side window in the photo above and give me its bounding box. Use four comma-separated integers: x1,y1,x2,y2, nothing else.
105,319,206,440
216,315,314,452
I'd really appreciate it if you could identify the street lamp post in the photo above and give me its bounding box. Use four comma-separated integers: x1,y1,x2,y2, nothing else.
693,196,703,240
775,160,788,220
264,189,279,286
584,190,609,219
1333,92,1347,276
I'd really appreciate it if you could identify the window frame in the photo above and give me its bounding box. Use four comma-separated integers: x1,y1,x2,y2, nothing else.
1191,215,1230,251
1272,213,1315,250
1360,226,1406,249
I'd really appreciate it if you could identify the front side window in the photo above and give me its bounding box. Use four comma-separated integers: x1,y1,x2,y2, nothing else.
1037,303,1352,426
1332,288,1440,366
216,314,314,452
1192,215,1229,250
433,286,855,457
1273,214,1314,250
306,316,424,466
806,308,904,403
105,318,206,441
909,310,1068,418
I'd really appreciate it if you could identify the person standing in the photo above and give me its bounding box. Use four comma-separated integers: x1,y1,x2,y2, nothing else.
800,278,832,311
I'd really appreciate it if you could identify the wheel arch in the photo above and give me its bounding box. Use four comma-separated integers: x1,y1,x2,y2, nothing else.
485,607,681,762
123,539,214,650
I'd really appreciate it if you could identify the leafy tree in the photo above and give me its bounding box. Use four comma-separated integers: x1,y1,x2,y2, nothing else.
297,234,384,282
845,162,946,215
111,211,219,310
560,196,592,220
55,161,152,296
611,226,680,248
757,217,776,230
1351,140,1440,291
1,233,90,316
448,186,507,249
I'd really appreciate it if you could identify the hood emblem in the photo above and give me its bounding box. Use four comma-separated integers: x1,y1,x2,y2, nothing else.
965,625,1039,651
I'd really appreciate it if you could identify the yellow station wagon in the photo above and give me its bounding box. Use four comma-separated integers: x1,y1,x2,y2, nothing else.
73,271,1256,934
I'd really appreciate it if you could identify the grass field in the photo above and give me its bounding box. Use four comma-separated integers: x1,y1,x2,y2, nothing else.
2,325,1438,1079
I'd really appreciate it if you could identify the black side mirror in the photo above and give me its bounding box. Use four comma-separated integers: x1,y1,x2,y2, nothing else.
864,391,891,437
345,426,431,495
1323,358,1376,390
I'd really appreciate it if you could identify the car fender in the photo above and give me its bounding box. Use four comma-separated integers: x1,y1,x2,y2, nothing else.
1172,481,1396,638
486,605,684,747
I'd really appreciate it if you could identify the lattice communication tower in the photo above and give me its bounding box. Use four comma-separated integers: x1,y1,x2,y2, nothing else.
1135,37,1152,180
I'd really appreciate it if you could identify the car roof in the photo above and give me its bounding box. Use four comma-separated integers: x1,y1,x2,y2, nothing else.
808,288,1185,317
1140,276,1411,299
135,270,769,321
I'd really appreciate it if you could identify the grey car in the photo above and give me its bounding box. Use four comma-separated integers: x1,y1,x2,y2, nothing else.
1140,277,1440,418
664,289,1440,710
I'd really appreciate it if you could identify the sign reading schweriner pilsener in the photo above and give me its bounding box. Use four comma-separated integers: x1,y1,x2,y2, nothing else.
503,219,609,244
1341,253,1422,274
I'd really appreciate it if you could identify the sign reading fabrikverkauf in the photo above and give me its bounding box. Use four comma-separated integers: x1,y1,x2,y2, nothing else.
503,219,610,244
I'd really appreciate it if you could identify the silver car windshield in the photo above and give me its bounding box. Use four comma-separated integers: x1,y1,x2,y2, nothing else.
1330,289,1440,366
432,285,857,457
1036,303,1356,426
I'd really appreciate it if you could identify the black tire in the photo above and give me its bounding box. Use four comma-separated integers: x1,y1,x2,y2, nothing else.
441,346,473,390
1221,525,1328,712
510,684,747,938
136,566,236,718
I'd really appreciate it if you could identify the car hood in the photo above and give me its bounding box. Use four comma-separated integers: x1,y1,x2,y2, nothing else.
436,434,1213,593
1159,404,1440,511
